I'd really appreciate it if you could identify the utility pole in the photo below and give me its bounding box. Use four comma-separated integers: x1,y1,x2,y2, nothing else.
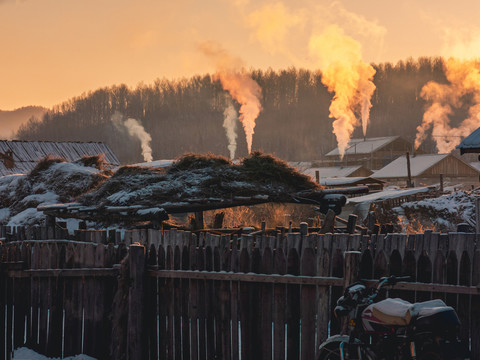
406,152,413,188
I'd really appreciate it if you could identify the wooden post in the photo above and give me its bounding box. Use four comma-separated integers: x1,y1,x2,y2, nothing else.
342,251,361,334
346,214,358,234
300,222,308,236
194,211,205,230
344,251,361,291
476,197,480,234
315,170,320,184
320,209,336,234
128,244,146,360
213,212,225,229
406,152,413,188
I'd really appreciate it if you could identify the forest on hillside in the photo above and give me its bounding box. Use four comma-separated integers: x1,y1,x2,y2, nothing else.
16,57,453,164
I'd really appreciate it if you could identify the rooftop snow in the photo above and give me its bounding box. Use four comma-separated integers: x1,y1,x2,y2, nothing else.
129,159,174,168
325,136,400,156
318,177,383,186
457,127,480,151
372,154,450,178
348,186,433,204
303,166,366,178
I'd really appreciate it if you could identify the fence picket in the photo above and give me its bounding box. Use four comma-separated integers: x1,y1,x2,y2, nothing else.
1,229,479,360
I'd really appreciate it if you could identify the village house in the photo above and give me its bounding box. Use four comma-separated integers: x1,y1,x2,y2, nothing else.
0,140,119,176
323,136,422,170
372,153,480,188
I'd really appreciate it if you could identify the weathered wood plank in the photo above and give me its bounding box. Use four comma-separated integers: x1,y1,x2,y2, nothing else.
273,246,287,360
301,241,316,360
128,245,146,360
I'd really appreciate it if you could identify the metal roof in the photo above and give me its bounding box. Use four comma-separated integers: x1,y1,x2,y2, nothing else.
303,165,370,178
457,127,480,153
372,154,452,178
0,140,119,176
325,136,403,157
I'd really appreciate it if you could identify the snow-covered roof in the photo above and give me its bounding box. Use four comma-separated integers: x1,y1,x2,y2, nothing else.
303,166,368,178
319,177,383,186
325,136,402,156
457,127,480,152
348,186,433,204
372,154,450,178
0,140,119,176
130,160,174,168
470,162,480,171
288,161,312,172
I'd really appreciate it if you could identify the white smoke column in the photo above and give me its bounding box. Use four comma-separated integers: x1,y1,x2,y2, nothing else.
223,103,238,159
200,41,262,154
415,58,480,153
112,111,153,162
309,25,376,158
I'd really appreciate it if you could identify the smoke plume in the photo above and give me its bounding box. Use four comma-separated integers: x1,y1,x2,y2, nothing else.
309,25,376,158
415,58,480,153
199,41,262,154
112,111,153,162
223,102,238,159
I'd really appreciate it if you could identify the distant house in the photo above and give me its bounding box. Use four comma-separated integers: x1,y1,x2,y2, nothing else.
324,136,421,170
304,165,373,179
372,153,480,187
0,140,119,176
302,166,384,192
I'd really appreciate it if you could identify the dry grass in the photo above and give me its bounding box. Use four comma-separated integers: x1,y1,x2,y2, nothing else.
28,155,65,180
168,153,232,173
241,151,321,190
204,203,322,229
75,154,106,170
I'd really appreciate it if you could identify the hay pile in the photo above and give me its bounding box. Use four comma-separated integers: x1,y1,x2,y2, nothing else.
0,155,109,226
0,152,320,226
79,152,320,208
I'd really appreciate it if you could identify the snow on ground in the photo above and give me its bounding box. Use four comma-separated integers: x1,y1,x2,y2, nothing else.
12,347,96,360
399,190,477,231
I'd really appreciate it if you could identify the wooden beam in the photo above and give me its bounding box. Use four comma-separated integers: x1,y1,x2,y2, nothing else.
148,269,344,286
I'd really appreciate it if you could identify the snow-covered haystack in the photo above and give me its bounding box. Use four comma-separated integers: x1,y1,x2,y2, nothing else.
80,152,320,208
0,155,109,226
396,190,476,232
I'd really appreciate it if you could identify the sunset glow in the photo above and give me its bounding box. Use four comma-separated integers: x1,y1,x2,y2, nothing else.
2,0,480,110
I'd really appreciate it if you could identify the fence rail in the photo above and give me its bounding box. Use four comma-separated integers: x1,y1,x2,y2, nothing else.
0,227,479,360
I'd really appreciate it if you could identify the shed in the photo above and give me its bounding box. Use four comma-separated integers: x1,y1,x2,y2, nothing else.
304,165,373,179
0,140,119,176
372,153,480,187
324,136,421,170
457,127,480,155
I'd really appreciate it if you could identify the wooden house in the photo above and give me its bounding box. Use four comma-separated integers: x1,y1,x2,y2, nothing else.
324,136,422,170
372,153,480,187
0,140,119,176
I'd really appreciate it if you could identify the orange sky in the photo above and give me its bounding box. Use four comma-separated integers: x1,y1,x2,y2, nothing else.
2,0,480,110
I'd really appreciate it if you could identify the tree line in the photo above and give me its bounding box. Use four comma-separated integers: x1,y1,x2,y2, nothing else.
16,57,451,164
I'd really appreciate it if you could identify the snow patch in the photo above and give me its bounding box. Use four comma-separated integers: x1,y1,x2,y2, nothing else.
12,347,97,360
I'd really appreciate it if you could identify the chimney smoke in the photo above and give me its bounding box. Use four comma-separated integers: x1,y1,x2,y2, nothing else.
223,102,238,159
415,58,480,153
200,41,262,155
112,111,153,162
309,25,376,159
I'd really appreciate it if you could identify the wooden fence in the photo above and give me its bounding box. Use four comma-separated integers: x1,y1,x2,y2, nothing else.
1,227,480,360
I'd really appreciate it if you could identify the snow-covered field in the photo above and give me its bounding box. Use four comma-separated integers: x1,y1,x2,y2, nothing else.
12,348,96,360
